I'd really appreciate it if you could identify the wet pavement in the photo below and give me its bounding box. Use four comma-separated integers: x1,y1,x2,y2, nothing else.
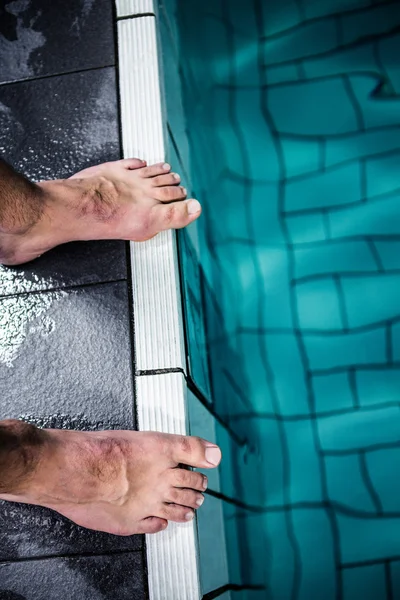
0,1,147,598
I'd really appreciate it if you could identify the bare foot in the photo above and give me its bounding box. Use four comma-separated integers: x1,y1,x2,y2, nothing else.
2,158,201,265
0,427,221,535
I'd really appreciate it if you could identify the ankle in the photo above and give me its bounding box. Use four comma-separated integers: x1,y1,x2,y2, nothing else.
0,420,50,499
0,179,84,265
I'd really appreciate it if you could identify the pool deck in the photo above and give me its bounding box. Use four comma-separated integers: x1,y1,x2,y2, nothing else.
0,1,148,597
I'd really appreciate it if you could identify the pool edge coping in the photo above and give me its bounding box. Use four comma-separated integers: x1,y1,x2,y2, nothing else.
115,3,201,599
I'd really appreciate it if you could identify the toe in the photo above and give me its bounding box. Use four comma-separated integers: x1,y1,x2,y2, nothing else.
171,469,208,492
137,517,168,534
167,488,204,509
139,162,171,178
169,435,222,469
153,185,187,202
162,504,195,523
150,173,181,187
149,199,201,235
119,158,147,170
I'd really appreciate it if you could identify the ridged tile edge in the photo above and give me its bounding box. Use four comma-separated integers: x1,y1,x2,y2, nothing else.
117,16,186,371
116,0,155,17
136,373,201,600
116,9,199,600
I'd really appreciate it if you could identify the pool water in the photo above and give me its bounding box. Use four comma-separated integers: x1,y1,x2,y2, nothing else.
160,1,400,598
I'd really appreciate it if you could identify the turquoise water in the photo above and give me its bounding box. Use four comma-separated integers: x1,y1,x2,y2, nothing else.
160,1,400,598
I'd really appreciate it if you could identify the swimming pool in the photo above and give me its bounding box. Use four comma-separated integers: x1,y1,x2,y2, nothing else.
159,0,400,598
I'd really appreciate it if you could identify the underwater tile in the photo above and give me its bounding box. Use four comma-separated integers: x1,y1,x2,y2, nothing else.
317,404,400,452
312,372,356,413
325,128,400,169
263,18,338,65
328,194,400,239
284,420,324,503
296,278,344,331
343,564,386,600
391,560,400,599
338,512,400,564
342,3,400,47
325,454,377,513
365,447,400,513
356,368,400,407
282,138,321,178
342,272,400,329
291,509,337,600
285,163,362,213
294,240,378,281
374,240,400,271
366,152,400,199
286,212,327,245
304,327,386,371
263,511,297,599
268,79,359,136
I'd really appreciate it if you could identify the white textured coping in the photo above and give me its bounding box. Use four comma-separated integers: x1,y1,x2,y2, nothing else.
116,8,200,600
116,0,155,18
136,373,201,600
117,15,186,372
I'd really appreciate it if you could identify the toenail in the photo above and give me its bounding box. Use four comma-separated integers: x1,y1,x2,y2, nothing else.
186,511,194,521
196,497,204,507
182,187,187,195
202,476,208,490
173,173,180,181
188,199,201,215
163,163,170,170
205,446,222,466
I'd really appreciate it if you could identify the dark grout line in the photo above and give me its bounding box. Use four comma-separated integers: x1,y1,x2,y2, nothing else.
116,13,155,22
202,583,266,600
0,548,143,565
136,367,185,376
0,278,127,301
340,555,400,571
0,64,116,89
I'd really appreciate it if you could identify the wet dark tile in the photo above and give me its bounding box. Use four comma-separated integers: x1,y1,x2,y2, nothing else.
0,67,120,181
0,501,142,561
0,281,139,560
0,281,135,423
0,0,115,84
0,241,127,297
0,551,147,600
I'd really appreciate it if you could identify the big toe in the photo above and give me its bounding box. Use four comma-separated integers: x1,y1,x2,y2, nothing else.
145,200,201,237
170,435,222,469
138,517,168,534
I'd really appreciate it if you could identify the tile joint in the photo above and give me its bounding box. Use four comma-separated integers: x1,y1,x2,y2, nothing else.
116,12,155,21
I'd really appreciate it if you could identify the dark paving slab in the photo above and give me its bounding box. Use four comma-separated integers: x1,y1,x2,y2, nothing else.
0,241,127,297
0,551,147,600
0,67,126,292
0,0,115,84
0,239,128,300
0,281,135,423
0,501,142,561
0,67,120,184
